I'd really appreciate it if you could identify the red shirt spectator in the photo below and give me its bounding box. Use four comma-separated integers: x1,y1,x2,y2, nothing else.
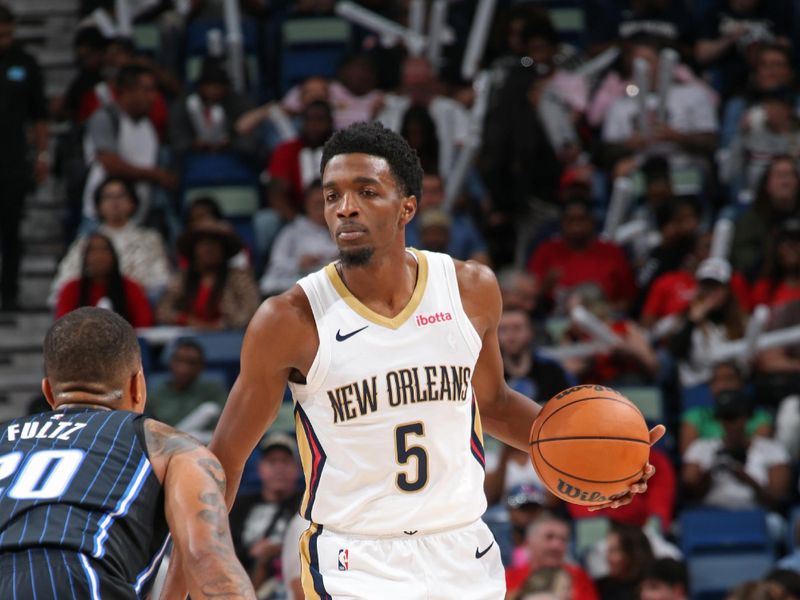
642,270,750,320
56,277,154,328
750,279,800,309
527,199,636,313
268,100,333,208
566,448,676,530
506,563,599,599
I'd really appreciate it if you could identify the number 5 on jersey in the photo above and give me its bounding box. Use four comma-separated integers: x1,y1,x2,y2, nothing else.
395,422,428,492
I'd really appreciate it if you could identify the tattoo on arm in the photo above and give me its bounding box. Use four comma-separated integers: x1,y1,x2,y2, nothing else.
144,419,200,458
198,457,227,496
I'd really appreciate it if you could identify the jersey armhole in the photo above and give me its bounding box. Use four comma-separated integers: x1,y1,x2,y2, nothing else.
133,415,152,463
441,255,482,359
292,277,331,396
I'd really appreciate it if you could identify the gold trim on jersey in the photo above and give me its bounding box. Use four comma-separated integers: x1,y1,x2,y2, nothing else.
324,248,429,330
299,523,322,600
295,411,314,519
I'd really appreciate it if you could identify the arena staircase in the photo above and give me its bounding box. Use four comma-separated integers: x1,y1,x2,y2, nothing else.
0,0,79,419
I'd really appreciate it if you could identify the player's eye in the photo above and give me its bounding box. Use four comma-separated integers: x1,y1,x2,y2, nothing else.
325,193,338,203
360,189,377,198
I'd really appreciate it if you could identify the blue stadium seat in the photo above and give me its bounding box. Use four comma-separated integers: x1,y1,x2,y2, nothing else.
279,16,352,94
688,551,774,600
788,505,800,552
682,384,714,411
230,216,257,258
182,153,260,189
614,386,663,423
138,337,154,374
680,508,771,556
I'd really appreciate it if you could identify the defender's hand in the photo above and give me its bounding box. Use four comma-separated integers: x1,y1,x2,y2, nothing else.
588,424,665,511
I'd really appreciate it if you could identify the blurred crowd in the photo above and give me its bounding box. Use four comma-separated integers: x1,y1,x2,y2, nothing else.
5,0,800,598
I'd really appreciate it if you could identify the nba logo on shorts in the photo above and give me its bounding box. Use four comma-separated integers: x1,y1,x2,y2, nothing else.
338,548,349,571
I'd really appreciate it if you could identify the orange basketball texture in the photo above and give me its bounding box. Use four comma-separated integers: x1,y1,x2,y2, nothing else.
529,385,651,506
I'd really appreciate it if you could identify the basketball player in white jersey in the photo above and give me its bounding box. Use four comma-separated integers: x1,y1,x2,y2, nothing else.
205,122,665,599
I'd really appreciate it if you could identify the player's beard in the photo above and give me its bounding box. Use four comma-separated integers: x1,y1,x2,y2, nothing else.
339,247,374,267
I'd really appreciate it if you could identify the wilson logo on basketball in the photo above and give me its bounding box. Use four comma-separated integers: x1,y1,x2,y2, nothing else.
556,479,627,504
414,312,453,327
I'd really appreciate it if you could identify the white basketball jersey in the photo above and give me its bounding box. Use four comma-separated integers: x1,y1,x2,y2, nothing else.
290,249,487,536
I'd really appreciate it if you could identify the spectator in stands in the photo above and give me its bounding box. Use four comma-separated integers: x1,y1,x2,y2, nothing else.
601,38,718,169
640,558,689,600
720,44,797,147
680,361,772,455
168,58,258,163
765,570,800,598
399,105,441,175
55,232,153,328
0,3,48,312
641,233,751,329
732,155,800,278
668,257,749,388
725,89,800,193
259,180,336,296
683,389,791,511
694,0,792,100
527,198,638,315
182,196,250,270
404,173,490,264
499,269,540,319
147,338,228,427
505,513,599,600
268,100,334,209
376,56,469,176
157,221,260,329
229,432,302,595
751,219,800,309
498,305,574,403
766,302,800,460
728,581,791,600
280,512,308,600
595,523,655,600
586,0,695,54
51,177,171,303
58,26,107,124
561,283,658,386
506,484,548,566
81,64,177,226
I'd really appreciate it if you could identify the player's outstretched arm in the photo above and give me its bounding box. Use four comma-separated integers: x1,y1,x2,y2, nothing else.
210,290,316,508
144,419,257,600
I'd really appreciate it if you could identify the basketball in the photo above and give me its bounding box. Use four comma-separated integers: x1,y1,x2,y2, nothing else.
529,385,651,506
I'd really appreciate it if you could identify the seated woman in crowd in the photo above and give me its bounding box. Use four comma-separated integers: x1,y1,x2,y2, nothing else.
157,221,260,329
50,177,171,304
55,231,153,328
751,219,800,309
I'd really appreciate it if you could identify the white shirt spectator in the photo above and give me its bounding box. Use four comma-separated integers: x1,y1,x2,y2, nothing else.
376,94,470,177
82,106,159,223
50,222,170,305
602,83,718,162
259,215,338,296
683,437,790,510
280,513,309,600
775,394,800,461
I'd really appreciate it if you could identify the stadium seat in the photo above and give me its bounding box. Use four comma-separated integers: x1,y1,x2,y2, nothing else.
682,384,714,411
230,216,258,258
615,386,663,423
138,337,154,374
787,505,800,552
680,508,771,556
160,331,245,387
185,186,260,218
279,16,352,93
133,24,161,55
182,153,260,189
688,551,774,600
572,517,609,559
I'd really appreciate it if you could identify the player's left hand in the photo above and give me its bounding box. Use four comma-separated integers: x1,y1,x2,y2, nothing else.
588,424,665,512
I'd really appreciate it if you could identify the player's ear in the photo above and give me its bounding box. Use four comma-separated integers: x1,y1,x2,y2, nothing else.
400,195,417,226
130,369,147,413
41,378,56,409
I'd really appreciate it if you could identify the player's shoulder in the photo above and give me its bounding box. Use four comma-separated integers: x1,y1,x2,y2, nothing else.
244,285,317,358
141,417,216,481
453,259,502,322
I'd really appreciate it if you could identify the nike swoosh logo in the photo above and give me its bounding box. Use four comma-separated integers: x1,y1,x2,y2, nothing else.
335,326,369,342
475,541,494,559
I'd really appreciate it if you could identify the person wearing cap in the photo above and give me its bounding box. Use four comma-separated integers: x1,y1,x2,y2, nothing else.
168,57,258,163
751,218,800,309
506,483,547,565
50,176,171,305
156,221,260,329
229,432,303,597
668,256,750,388
682,389,790,512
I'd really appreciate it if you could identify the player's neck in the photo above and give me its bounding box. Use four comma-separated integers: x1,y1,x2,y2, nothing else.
56,402,112,411
338,248,418,313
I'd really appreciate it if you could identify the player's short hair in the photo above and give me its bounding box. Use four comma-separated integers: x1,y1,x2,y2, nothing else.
320,121,424,203
44,308,141,388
